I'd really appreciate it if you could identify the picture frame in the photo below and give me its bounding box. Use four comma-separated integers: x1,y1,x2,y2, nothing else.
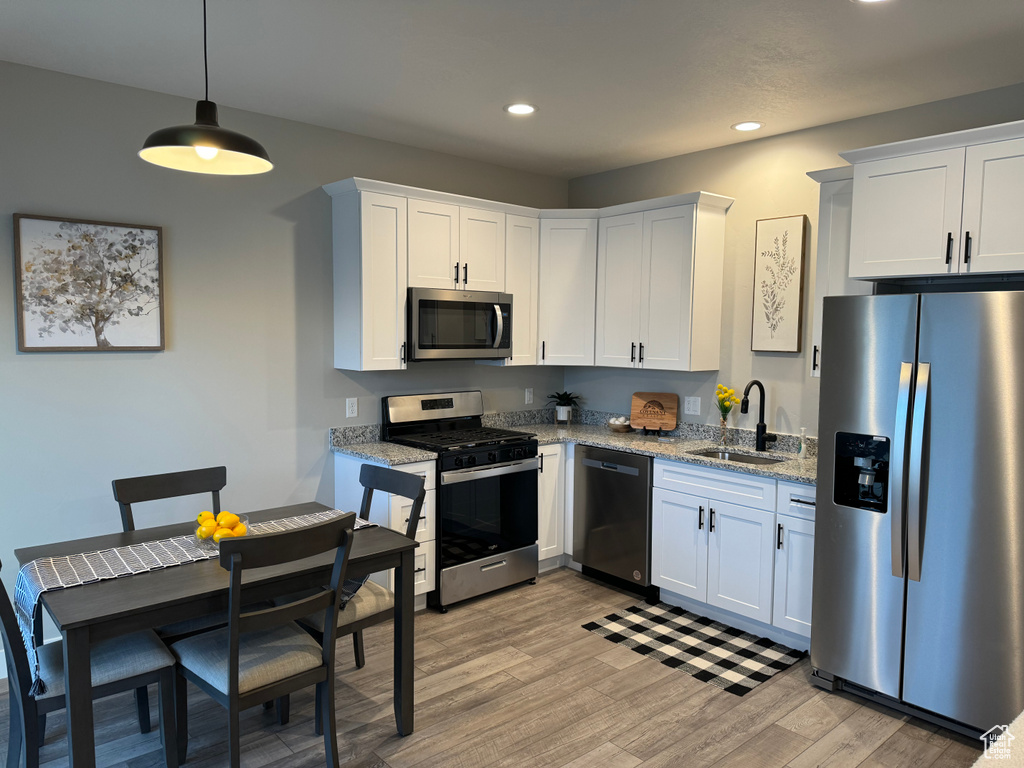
14,214,165,352
751,214,807,353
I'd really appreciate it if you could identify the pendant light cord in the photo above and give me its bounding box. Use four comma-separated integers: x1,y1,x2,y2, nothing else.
203,0,209,101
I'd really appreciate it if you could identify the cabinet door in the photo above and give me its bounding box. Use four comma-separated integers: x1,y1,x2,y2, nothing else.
389,488,435,544
706,502,775,623
848,148,966,279
639,205,697,371
810,177,870,378
595,212,643,368
538,218,598,366
651,487,708,601
335,191,407,371
538,445,564,560
408,199,459,288
772,514,814,636
503,215,540,365
460,207,506,291
961,138,1024,275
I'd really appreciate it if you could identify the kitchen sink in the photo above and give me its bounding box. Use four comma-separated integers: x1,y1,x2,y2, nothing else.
689,449,785,466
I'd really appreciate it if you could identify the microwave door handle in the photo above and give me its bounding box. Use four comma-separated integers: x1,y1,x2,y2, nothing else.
493,304,503,348
890,362,913,578
907,361,930,582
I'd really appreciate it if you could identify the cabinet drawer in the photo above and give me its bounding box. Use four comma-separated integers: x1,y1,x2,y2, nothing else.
386,539,435,596
653,460,776,511
389,490,435,542
398,460,436,491
776,480,816,522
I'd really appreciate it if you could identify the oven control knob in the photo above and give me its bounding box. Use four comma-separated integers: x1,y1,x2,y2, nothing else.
466,455,477,467
454,456,464,468
487,451,498,463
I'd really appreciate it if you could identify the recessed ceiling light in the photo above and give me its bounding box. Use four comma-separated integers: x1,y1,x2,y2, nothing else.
731,121,764,132
504,103,537,116
850,0,890,3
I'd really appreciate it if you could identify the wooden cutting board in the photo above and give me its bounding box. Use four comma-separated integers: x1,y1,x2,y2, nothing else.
630,392,679,431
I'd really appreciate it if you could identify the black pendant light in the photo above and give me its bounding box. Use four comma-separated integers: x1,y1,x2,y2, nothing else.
139,0,272,175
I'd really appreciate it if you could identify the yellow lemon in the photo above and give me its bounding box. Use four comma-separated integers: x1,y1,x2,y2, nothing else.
197,511,214,524
232,522,247,537
196,525,214,540
212,527,235,544
216,511,240,529
200,518,218,533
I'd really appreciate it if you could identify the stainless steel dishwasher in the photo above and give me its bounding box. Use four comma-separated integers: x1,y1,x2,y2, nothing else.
573,445,653,588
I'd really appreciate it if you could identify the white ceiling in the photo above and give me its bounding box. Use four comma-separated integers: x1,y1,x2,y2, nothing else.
2,0,1023,178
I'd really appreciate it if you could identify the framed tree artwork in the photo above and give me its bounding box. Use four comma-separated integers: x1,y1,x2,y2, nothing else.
14,214,164,352
751,214,807,352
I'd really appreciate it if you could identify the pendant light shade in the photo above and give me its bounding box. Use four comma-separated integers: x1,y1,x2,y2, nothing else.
140,100,272,175
138,1,272,175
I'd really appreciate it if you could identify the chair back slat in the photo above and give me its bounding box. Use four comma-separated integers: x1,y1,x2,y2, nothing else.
0,561,36,702
112,466,227,532
358,464,426,540
239,590,333,635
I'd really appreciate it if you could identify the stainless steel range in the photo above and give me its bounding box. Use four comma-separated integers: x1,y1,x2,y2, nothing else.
381,391,539,611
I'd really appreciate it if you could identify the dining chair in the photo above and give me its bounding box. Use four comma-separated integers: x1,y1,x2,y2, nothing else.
111,466,230,731
0,560,178,768
169,513,356,768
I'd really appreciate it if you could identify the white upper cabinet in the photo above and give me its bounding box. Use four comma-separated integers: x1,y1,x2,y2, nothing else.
807,167,871,378
327,189,408,371
848,149,966,279
503,214,540,366
843,121,1024,279
961,137,1024,274
460,207,506,291
595,212,644,368
594,198,729,372
538,216,598,366
408,199,460,289
408,199,506,291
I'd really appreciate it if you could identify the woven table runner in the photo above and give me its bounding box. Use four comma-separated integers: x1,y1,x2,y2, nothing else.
15,509,368,694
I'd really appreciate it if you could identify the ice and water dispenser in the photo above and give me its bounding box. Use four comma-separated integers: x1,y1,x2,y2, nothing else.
833,432,890,513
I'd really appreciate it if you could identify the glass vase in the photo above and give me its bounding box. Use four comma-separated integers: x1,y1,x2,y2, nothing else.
719,416,728,447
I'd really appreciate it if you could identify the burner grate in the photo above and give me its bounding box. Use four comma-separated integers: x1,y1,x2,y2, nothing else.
396,427,531,450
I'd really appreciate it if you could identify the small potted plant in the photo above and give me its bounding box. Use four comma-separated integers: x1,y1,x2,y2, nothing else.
548,391,582,425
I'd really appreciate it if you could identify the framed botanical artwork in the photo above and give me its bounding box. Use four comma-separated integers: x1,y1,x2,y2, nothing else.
13,214,164,352
751,214,807,353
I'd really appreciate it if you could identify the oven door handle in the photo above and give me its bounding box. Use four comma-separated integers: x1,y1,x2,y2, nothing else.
441,457,539,485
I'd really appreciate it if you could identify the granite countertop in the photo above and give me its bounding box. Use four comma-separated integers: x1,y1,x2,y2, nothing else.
332,422,816,485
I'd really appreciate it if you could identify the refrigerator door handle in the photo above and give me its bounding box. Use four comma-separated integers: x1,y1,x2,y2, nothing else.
906,361,930,582
890,362,914,578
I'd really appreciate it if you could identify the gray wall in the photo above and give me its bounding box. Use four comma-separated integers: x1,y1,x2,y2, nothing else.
566,83,1024,439
0,62,565,605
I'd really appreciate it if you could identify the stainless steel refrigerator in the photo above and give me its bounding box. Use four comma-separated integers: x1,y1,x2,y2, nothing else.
813,291,1024,736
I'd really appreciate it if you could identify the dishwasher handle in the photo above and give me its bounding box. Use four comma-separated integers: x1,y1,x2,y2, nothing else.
581,457,640,477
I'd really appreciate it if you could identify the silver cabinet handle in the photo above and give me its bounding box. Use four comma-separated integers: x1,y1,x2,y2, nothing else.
493,304,503,349
907,361,930,582
891,361,913,578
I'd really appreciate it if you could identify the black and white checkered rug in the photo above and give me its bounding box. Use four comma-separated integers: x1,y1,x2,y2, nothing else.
582,602,806,696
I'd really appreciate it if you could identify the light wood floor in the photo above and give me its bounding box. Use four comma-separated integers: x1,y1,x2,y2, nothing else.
1,568,981,767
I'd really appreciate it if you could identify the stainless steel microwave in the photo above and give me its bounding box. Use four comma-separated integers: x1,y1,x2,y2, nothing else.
407,287,512,361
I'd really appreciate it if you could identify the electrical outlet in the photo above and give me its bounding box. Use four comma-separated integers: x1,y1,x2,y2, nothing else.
684,396,701,416
525,388,534,405
346,398,358,418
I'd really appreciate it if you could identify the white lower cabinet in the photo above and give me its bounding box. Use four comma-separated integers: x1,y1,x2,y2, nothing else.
652,461,815,637
538,444,565,561
334,455,436,596
652,487,774,623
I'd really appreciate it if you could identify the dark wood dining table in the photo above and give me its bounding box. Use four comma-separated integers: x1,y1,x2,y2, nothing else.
14,501,418,768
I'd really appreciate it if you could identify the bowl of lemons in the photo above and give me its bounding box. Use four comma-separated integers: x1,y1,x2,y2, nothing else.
195,510,249,550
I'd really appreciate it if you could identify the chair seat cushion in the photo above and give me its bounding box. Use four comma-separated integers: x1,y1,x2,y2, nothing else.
300,579,395,632
170,623,324,695
34,630,174,701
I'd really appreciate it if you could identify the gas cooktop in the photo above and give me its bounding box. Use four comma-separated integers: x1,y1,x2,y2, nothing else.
392,427,533,452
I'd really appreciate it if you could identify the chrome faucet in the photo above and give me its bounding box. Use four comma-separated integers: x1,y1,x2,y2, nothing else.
741,379,778,452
